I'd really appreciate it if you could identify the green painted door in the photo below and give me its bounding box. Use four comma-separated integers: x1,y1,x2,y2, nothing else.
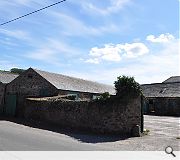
5,94,16,116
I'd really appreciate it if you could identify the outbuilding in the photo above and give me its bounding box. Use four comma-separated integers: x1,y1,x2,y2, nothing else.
0,72,19,115
141,76,180,116
5,68,115,117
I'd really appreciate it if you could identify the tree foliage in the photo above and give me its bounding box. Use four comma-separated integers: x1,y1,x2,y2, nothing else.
114,75,142,97
10,68,25,74
99,92,110,100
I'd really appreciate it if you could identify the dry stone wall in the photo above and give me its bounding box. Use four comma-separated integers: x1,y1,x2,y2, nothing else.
24,96,142,135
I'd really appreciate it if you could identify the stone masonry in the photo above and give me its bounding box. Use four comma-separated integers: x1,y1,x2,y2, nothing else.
6,68,58,116
24,95,143,135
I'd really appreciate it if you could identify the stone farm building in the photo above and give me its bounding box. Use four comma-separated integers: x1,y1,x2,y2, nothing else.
141,76,180,116
1,68,115,117
0,72,19,114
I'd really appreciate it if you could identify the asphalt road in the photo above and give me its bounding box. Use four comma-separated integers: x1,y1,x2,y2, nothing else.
0,115,179,151
0,120,112,151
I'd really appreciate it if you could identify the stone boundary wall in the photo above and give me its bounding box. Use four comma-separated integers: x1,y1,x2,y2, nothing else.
24,96,142,135
154,97,180,116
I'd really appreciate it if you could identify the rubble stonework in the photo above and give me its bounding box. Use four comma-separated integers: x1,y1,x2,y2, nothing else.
24,96,143,135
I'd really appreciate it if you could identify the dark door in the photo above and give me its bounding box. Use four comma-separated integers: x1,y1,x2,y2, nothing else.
5,94,17,116
0,96,3,115
0,105,3,115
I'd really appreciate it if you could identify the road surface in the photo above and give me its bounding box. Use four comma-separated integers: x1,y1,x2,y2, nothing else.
0,115,179,150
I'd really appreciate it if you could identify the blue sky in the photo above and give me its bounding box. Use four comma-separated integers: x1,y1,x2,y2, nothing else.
0,0,179,85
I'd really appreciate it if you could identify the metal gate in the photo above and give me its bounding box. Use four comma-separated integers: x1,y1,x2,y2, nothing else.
5,94,17,116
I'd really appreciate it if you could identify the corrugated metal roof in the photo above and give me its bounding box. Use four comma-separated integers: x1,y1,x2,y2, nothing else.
141,82,180,97
0,72,19,84
163,76,180,83
34,69,115,94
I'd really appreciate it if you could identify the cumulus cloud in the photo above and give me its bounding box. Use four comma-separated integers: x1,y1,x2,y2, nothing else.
85,42,149,64
89,44,122,62
85,58,100,64
119,43,149,58
77,39,179,84
146,33,175,43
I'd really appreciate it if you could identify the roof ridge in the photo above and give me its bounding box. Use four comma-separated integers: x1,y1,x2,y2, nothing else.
141,82,180,86
30,68,115,94
163,76,180,83
33,68,113,87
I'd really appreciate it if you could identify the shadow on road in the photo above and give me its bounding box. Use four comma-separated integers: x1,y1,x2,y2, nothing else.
0,116,129,143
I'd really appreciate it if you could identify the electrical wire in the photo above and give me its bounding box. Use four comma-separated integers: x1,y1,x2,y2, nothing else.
0,0,67,26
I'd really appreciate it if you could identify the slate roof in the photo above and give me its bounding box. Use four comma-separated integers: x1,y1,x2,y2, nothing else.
141,82,180,98
0,72,19,84
162,76,180,83
34,69,115,94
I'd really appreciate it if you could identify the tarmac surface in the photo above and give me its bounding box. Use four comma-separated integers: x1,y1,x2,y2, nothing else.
0,115,179,151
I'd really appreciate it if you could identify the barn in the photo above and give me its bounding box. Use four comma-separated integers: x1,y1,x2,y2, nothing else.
4,68,115,117
0,72,19,115
141,76,180,116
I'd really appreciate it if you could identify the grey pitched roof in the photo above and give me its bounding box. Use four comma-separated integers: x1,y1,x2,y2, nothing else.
34,69,115,94
0,72,19,84
141,82,180,98
163,76,180,83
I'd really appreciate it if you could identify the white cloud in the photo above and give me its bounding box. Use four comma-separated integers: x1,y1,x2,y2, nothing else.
119,43,149,58
0,38,18,47
0,29,31,41
85,58,100,64
87,44,122,63
0,0,43,19
72,39,179,85
15,0,32,5
25,38,82,65
80,0,131,15
26,48,56,62
86,42,149,63
0,0,46,8
50,12,118,37
146,33,175,43
0,60,19,70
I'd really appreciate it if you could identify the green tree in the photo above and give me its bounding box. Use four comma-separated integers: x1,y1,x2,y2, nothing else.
114,75,142,97
10,68,25,74
99,92,110,100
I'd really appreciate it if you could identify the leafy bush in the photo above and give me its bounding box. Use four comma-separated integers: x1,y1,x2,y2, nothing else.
114,75,142,97
99,92,110,100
